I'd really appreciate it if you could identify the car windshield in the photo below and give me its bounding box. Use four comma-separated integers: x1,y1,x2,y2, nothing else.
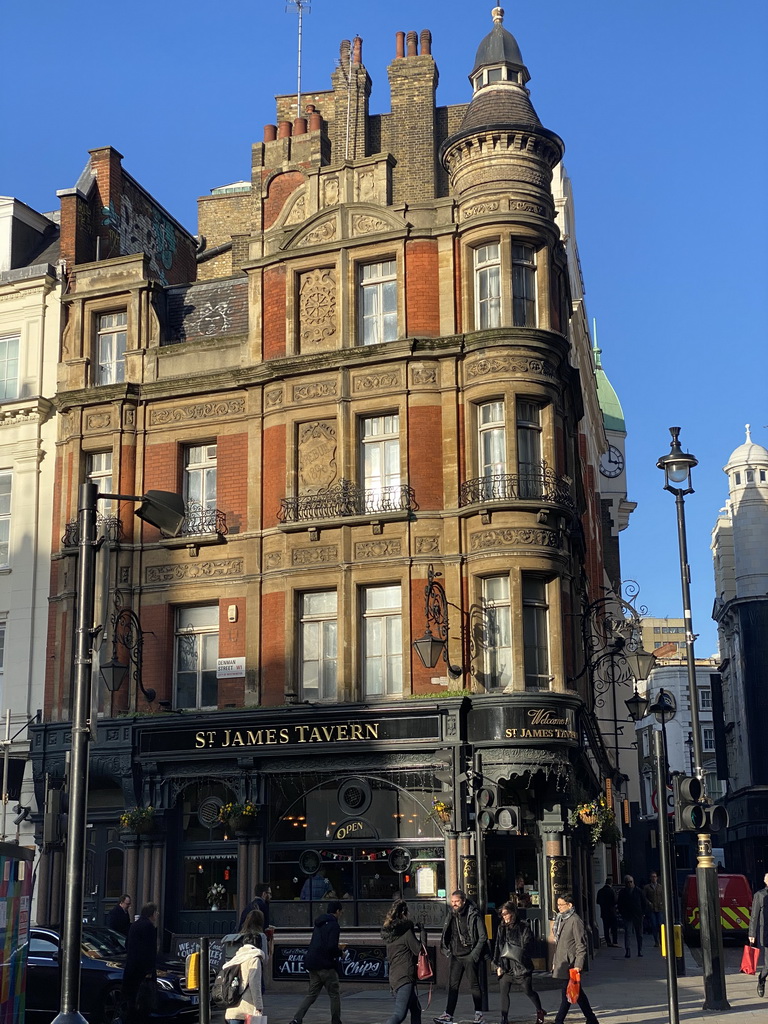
81,927,126,959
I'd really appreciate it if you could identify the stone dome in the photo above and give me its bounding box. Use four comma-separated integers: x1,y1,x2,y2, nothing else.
724,425,768,472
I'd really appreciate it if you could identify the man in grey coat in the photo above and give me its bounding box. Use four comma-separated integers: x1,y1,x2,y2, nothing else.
749,871,768,997
551,894,598,1024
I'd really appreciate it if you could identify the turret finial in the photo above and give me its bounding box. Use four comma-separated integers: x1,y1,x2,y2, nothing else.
492,6,504,25
746,423,752,443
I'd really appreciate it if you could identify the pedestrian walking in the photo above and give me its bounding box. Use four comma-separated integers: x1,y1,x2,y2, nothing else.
380,898,423,1024
616,875,646,957
433,888,488,1024
288,899,345,1024
106,893,132,937
749,870,768,998
551,893,598,1024
642,872,663,947
595,878,617,948
120,902,158,1024
491,901,544,1024
238,881,272,931
221,912,266,1022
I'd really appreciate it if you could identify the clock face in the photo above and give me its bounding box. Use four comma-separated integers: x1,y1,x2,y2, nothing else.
599,445,625,478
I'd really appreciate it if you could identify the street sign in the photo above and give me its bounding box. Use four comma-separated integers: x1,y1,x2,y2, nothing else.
651,786,674,815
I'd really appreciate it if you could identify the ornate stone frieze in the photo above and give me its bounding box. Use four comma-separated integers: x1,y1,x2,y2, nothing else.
411,366,437,385
352,214,388,235
415,536,439,554
292,381,338,402
356,170,376,202
150,399,246,424
322,177,339,207
296,218,336,247
470,528,560,551
123,407,136,427
145,558,244,583
462,200,501,219
299,268,337,350
466,355,556,381
292,545,338,566
285,194,307,225
509,200,545,216
353,370,402,392
298,420,338,493
264,552,283,569
86,412,111,430
266,388,284,408
354,539,401,559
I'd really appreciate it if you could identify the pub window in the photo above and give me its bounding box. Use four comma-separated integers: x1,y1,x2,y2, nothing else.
174,605,219,709
362,584,402,697
299,591,338,702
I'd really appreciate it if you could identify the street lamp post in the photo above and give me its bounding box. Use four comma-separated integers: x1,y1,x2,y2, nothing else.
657,426,729,1012
54,483,184,1024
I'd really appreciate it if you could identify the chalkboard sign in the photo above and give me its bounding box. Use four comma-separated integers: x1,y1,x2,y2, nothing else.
273,943,390,983
171,936,226,971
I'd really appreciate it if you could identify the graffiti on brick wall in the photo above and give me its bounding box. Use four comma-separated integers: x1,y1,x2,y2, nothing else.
102,193,178,284
166,279,247,343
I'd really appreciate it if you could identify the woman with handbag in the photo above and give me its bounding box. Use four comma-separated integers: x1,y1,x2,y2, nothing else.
222,910,266,1023
381,898,424,1024
492,902,544,1024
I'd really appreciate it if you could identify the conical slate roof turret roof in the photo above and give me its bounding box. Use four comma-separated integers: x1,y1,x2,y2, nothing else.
471,6,524,72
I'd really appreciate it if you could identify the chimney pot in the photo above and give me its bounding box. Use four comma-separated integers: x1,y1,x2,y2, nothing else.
406,30,417,56
264,124,277,142
395,31,405,59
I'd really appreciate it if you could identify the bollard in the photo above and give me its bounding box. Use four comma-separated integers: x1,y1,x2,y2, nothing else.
200,935,211,1024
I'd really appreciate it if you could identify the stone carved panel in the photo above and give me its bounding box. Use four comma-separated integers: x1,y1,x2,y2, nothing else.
354,539,401,559
296,218,336,247
411,366,437,386
285,194,307,225
293,381,338,402
509,200,545,216
123,407,136,427
299,268,337,350
298,421,338,494
86,412,111,430
292,545,337,566
462,200,501,220
353,370,402,392
264,552,283,570
415,536,439,555
352,214,388,235
150,399,245,424
266,388,284,408
470,528,560,551
323,178,339,207
357,170,376,202
145,558,244,583
466,356,556,381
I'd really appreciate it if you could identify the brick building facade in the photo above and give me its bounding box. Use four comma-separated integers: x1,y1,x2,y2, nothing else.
32,11,621,962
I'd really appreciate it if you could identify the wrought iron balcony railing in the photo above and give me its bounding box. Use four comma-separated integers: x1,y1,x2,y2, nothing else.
459,462,575,509
62,515,123,547
278,478,418,524
179,502,228,537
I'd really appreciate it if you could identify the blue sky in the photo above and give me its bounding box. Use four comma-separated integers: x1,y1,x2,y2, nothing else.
3,1,766,654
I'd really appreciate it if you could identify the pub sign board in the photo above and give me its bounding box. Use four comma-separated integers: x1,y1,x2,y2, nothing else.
274,943,396,983
468,703,578,747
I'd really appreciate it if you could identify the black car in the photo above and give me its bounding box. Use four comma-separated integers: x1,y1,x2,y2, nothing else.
25,926,199,1023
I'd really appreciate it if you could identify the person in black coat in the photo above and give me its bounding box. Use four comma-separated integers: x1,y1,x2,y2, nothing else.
435,888,488,1024
617,875,647,958
238,881,272,931
595,878,618,947
106,894,132,937
121,903,158,1024
491,902,543,1024
749,871,768,997
381,899,423,1024
288,900,344,1024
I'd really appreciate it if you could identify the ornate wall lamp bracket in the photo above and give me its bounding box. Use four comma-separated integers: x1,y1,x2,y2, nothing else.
412,564,463,677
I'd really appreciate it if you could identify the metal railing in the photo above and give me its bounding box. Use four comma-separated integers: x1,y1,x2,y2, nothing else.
62,515,123,547
179,502,228,537
278,478,418,523
459,462,574,509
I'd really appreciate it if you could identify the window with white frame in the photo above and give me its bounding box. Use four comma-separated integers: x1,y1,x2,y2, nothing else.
512,243,537,327
705,769,724,802
702,727,715,752
96,312,127,385
359,261,397,345
299,591,338,702
0,472,11,567
516,400,542,497
87,452,113,495
361,414,400,509
699,688,712,711
362,584,402,697
174,606,219,709
481,576,512,689
522,576,550,689
185,444,217,510
0,336,19,401
478,401,506,497
474,244,501,330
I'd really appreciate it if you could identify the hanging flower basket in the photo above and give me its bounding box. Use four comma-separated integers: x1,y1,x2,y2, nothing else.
119,806,155,834
569,798,619,846
218,800,258,831
426,798,453,827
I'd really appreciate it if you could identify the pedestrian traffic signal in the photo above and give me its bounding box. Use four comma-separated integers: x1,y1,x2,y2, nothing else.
672,774,729,833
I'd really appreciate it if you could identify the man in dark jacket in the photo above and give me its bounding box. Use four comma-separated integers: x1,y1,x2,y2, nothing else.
749,871,768,997
433,889,487,1024
121,903,158,1024
617,875,646,958
595,877,617,947
289,900,345,1024
551,894,598,1024
238,881,272,931
106,893,132,937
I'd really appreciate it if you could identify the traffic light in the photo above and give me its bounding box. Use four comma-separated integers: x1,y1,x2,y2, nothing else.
475,786,520,832
672,774,729,833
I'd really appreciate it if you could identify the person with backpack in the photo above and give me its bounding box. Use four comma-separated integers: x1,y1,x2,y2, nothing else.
491,902,544,1024
381,898,423,1024
218,912,266,1022
288,900,345,1024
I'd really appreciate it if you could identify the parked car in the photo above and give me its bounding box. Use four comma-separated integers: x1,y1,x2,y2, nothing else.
681,873,753,945
25,926,199,1023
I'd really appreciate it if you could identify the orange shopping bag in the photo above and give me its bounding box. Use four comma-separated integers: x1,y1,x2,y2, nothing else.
566,967,581,1003
740,944,760,975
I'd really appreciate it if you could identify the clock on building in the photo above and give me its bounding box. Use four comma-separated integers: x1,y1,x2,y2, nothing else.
599,445,625,478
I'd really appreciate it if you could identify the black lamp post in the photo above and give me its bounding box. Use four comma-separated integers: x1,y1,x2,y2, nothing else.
412,565,462,677
54,483,184,1024
657,426,729,1012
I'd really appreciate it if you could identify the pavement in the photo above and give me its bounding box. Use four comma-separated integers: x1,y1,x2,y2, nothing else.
209,942,767,1023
